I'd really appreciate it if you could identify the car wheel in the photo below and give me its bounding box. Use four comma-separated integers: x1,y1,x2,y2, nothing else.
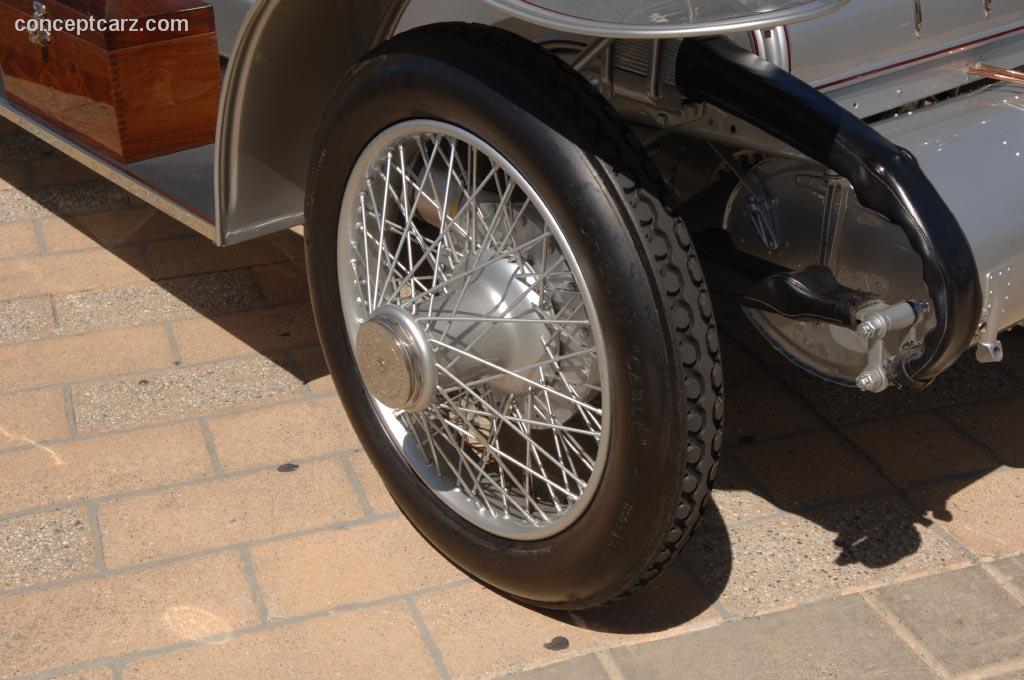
304,23,724,609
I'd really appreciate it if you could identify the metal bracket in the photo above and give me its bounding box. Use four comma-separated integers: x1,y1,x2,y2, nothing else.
709,143,782,251
571,38,612,71
746,186,782,252
976,266,1013,363
855,301,921,392
817,172,851,271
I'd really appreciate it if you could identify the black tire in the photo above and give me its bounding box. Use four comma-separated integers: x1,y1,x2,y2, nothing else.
305,23,724,609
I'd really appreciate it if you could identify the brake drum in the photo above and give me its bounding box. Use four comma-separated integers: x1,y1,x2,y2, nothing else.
724,158,933,384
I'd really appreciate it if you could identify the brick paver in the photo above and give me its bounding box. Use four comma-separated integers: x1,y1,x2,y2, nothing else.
999,557,1024,595
3,127,1024,679
846,412,999,486
0,388,68,446
611,595,937,679
871,567,1024,676
0,553,259,677
0,245,152,299
0,325,176,391
98,460,364,568
1,508,95,590
0,220,37,259
0,423,212,515
252,518,464,620
123,604,440,680
206,397,360,470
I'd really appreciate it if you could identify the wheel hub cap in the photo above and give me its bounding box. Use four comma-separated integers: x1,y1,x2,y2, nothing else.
429,255,548,394
356,305,436,412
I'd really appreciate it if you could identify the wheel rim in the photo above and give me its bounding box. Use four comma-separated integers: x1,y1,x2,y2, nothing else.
337,120,611,540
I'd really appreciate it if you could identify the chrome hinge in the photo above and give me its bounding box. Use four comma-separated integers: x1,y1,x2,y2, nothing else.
28,2,51,48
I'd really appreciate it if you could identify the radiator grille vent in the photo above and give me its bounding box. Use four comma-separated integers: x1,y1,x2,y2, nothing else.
610,40,682,85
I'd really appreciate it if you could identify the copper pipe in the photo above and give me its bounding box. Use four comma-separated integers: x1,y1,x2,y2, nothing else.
966,63,1024,85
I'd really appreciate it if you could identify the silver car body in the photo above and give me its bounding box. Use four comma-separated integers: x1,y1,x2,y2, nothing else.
2,0,1021,350
208,0,1022,234
213,0,1024,355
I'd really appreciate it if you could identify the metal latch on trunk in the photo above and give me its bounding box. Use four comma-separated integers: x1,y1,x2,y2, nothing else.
27,2,51,47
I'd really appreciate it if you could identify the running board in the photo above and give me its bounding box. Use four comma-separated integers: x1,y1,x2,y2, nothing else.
0,92,217,243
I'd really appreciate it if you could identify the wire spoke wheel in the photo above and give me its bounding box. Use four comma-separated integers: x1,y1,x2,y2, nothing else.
338,121,610,540
308,23,722,607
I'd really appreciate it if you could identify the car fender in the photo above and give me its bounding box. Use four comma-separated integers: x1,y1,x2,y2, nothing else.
216,0,410,245
214,0,847,245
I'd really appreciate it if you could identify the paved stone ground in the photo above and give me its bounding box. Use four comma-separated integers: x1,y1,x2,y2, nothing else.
1,116,1024,679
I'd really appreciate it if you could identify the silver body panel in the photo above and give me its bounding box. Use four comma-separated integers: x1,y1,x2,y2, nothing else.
480,0,847,38
876,83,1024,337
791,1,1024,86
789,0,1024,116
824,28,1024,117
211,0,257,56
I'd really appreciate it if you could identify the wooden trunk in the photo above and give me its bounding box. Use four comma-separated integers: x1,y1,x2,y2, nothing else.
0,1,220,163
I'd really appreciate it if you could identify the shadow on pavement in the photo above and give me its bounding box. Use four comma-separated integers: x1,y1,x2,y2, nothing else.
0,135,326,384
709,301,1023,577
545,502,733,635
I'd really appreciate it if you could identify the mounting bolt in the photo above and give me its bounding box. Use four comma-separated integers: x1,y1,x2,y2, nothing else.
857,316,887,340
856,368,889,393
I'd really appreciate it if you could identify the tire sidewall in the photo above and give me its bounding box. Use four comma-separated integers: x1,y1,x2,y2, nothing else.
306,48,687,606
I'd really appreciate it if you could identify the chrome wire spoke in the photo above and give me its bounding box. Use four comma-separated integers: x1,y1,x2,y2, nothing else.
410,409,534,522
397,232,552,309
432,391,555,521
435,364,587,493
339,121,609,539
431,339,602,416
432,252,572,375
374,141,442,309
446,404,599,439
443,346,599,394
417,315,589,325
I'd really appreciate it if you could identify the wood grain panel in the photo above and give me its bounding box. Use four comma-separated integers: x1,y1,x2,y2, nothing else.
114,33,221,161
0,0,219,162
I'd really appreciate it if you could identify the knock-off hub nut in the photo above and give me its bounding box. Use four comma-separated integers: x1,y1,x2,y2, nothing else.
355,305,436,412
